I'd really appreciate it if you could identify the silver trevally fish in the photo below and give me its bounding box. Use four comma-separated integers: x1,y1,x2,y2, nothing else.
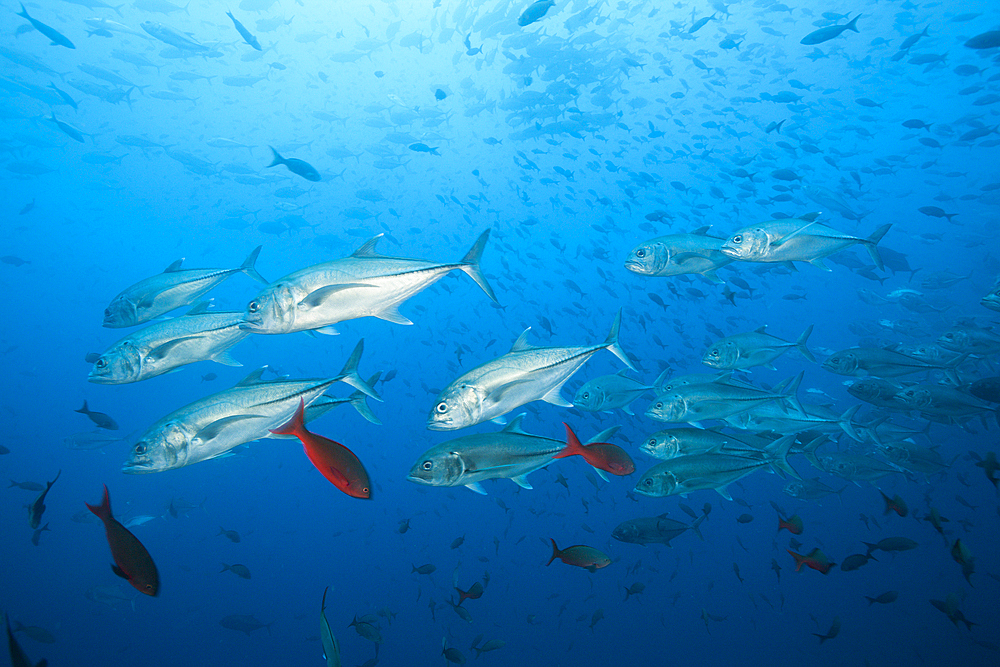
140,21,209,52
240,230,498,335
646,373,803,425
624,227,733,283
103,247,267,328
702,325,816,370
123,340,379,473
427,309,635,431
639,427,769,460
720,214,891,271
90,304,248,384
573,369,669,415
634,435,800,500
407,414,619,494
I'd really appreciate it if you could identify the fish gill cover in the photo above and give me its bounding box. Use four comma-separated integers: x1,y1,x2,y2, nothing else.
2,0,1000,665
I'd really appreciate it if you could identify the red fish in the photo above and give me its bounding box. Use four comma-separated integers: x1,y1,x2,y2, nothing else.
880,490,908,517
455,581,484,605
553,423,635,476
547,539,611,572
778,515,803,534
86,485,159,596
269,399,371,499
787,548,835,574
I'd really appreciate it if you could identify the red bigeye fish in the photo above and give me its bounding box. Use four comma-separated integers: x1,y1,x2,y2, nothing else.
547,539,611,573
86,485,160,596
778,515,804,534
880,491,908,517
787,548,835,574
269,399,371,499
454,582,484,605
553,423,635,476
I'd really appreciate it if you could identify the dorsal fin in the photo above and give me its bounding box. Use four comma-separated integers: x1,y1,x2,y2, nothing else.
235,367,268,387
754,325,767,334
501,414,529,435
185,301,212,315
163,259,184,272
798,211,822,222
351,234,384,258
510,328,533,352
691,225,712,236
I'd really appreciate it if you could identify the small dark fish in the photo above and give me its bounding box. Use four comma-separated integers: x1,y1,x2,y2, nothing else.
201,373,218,382
74,400,119,430
435,88,447,100
412,564,436,575
28,470,60,529
547,539,610,572
18,199,35,215
220,563,251,579
1,256,30,267
267,146,321,181
218,527,240,542
408,142,440,155
865,591,899,605
736,514,754,524
30,523,50,547
86,485,160,596
455,581,483,605
226,10,261,51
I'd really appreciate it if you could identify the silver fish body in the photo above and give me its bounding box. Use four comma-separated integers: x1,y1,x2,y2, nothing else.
639,427,767,460
428,310,634,430
103,247,266,328
408,415,617,493
573,369,666,414
635,436,798,500
240,231,497,335
625,230,733,283
721,216,891,271
90,309,248,384
646,373,802,425
702,325,815,370
123,341,378,473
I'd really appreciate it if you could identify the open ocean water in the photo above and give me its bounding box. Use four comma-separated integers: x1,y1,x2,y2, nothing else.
3,1,1000,666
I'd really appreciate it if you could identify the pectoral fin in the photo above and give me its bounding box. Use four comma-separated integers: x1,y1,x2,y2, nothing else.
465,482,487,495
511,474,533,490
298,283,372,309
146,336,204,361
540,385,572,407
374,305,413,325
195,415,265,443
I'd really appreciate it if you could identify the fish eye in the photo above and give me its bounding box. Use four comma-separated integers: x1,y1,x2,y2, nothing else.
248,301,259,313
711,349,718,355
655,402,662,409
104,308,112,317
421,461,433,471
733,234,742,243
96,359,106,368
582,392,589,399
435,402,448,413
643,478,653,486
145,584,153,591
134,443,146,455
647,439,656,447
635,248,645,258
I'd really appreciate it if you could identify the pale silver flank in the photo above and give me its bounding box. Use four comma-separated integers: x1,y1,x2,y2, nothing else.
427,309,635,431
240,230,498,335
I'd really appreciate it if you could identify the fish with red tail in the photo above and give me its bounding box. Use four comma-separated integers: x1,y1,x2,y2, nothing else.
880,490,908,517
787,547,835,574
553,423,635,476
547,539,611,572
86,485,159,596
270,399,371,499
455,582,484,605
777,514,803,535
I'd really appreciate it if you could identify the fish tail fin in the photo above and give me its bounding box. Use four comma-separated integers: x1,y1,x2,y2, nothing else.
85,484,112,521
333,339,381,401
690,514,705,541
239,245,268,284
220,563,230,573
796,325,816,362
846,14,861,32
839,405,864,441
266,146,284,168
786,549,805,571
765,434,800,480
16,4,28,19
652,367,672,393
347,372,382,424
862,542,877,557
268,398,306,438
552,423,585,460
603,308,637,371
458,229,499,304
863,224,891,271
802,435,828,468
778,371,805,414
75,400,89,414
547,538,560,566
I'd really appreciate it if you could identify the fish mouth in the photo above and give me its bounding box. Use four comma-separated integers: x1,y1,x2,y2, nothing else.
719,246,739,258
121,460,155,474
426,419,455,431
238,317,265,333
624,259,648,273
405,472,431,485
